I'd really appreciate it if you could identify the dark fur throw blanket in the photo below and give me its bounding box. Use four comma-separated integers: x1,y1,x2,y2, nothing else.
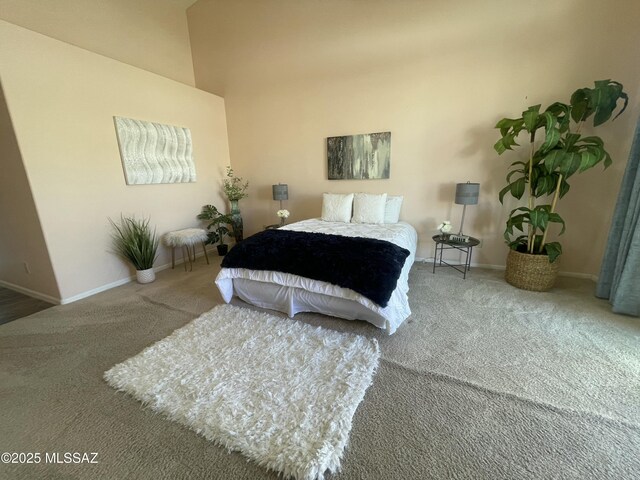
221,229,410,307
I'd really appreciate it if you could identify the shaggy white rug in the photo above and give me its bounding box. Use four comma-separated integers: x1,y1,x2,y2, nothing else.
104,304,380,480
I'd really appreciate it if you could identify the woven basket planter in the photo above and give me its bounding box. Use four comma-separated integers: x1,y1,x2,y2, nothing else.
505,249,559,292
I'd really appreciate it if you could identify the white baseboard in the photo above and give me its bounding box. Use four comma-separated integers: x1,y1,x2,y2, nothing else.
558,271,598,281
0,280,61,305
415,257,596,281
60,276,134,304
59,246,217,305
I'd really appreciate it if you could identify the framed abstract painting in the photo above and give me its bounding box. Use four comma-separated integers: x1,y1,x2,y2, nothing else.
327,131,391,180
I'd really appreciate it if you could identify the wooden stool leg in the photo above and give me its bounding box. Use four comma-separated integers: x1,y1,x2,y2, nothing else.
187,245,193,271
202,241,210,265
171,247,175,269
182,245,188,272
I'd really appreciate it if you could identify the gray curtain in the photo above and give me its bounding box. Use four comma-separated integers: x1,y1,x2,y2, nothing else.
596,117,640,316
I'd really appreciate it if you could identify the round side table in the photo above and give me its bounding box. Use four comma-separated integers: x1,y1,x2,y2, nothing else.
432,235,480,279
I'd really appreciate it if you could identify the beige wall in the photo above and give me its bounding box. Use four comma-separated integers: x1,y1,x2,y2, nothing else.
0,20,230,302
0,0,195,85
188,0,640,275
0,83,60,300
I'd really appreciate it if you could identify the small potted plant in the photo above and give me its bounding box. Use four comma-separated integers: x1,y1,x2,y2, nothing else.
222,166,249,242
197,205,233,256
109,215,159,283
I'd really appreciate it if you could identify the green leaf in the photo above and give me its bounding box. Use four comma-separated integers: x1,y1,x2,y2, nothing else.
579,150,598,172
594,79,611,88
534,174,556,197
545,102,571,132
494,138,507,155
540,112,560,153
612,91,629,122
559,152,581,178
503,132,520,150
495,133,520,153
547,212,566,235
570,88,591,123
545,242,562,263
498,184,511,204
506,213,529,234
506,169,524,183
510,177,526,199
603,150,612,168
530,164,542,184
543,149,567,172
505,235,529,248
590,80,629,126
496,117,524,131
512,235,529,244
579,136,604,147
591,86,614,126
563,132,581,150
529,208,549,231
523,105,541,133
559,178,570,198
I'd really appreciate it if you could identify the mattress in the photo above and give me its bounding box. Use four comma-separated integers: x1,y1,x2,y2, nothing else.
215,218,418,334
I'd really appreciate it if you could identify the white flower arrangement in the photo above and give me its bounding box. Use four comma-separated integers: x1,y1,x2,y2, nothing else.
437,220,452,234
277,209,290,219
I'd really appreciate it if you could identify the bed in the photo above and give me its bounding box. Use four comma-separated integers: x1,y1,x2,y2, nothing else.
215,216,417,335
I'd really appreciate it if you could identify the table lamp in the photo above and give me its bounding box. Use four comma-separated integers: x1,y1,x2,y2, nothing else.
272,184,288,210
452,181,479,242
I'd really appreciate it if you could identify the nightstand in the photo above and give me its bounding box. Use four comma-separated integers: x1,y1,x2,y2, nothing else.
432,235,480,279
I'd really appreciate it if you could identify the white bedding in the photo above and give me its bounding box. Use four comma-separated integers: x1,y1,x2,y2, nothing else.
215,218,418,334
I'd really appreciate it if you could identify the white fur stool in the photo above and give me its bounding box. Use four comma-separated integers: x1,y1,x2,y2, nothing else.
163,228,209,271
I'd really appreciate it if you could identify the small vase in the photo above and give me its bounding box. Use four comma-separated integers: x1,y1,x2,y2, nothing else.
229,199,243,242
136,268,155,284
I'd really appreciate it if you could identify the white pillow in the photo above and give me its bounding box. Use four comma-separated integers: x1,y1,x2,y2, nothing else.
352,193,388,224
321,193,354,222
384,195,404,223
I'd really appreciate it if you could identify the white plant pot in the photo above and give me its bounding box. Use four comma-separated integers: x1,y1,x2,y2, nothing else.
136,268,156,284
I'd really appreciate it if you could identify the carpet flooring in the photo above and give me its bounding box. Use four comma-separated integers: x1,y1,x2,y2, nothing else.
0,260,638,479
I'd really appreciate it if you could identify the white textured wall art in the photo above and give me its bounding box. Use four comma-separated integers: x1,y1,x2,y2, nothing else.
114,116,196,185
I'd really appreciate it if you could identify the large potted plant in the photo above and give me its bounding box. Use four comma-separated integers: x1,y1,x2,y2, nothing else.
494,80,628,291
197,205,233,256
109,215,159,283
222,166,249,242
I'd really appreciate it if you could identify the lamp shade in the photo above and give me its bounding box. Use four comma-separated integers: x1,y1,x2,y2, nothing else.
455,182,479,205
272,184,288,201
